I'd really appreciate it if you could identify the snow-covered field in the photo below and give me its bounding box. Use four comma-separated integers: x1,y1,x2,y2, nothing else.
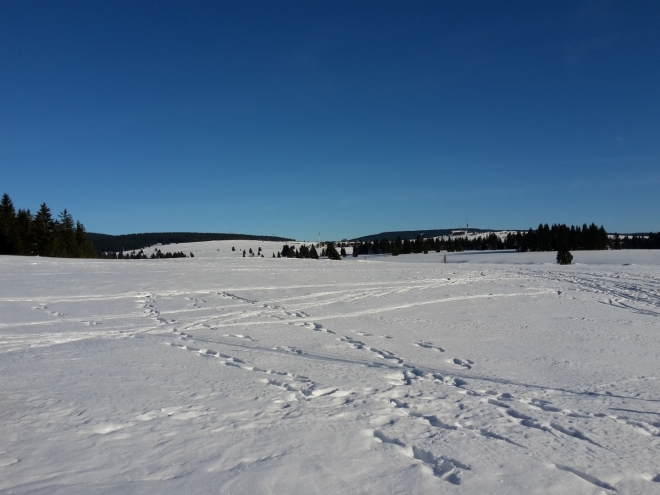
1,241,659,494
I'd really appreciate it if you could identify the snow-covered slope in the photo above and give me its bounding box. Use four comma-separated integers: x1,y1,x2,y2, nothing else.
1,245,659,494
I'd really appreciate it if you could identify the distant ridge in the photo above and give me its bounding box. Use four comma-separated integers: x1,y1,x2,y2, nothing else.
351,228,497,242
88,232,294,253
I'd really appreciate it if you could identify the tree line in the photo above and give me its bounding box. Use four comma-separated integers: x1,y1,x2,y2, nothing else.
99,248,193,259
350,224,660,256
0,193,96,258
275,243,345,260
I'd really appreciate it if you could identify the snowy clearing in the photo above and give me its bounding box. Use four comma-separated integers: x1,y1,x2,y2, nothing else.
1,242,659,494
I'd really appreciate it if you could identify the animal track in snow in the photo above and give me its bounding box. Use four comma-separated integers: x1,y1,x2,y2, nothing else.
415,341,445,352
220,292,258,304
369,430,471,485
369,347,404,364
450,357,473,370
301,322,336,334
276,345,304,355
32,305,64,317
167,339,349,402
136,405,209,422
0,453,19,467
506,409,555,435
223,333,257,341
285,310,309,318
372,429,405,446
340,335,366,350
409,446,471,485
554,464,617,491
420,415,459,431
549,422,604,447
615,417,660,437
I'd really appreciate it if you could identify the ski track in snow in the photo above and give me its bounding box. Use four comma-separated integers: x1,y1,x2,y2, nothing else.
1,249,659,494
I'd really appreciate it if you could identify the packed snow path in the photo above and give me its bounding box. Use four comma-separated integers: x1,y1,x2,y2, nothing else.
1,244,659,494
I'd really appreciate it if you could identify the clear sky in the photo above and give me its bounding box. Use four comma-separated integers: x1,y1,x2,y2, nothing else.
1,1,658,240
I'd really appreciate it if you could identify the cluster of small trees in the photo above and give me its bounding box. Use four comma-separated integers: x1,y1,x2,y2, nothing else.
280,244,320,259
350,223,636,256
235,246,265,257
0,193,96,258
99,248,192,259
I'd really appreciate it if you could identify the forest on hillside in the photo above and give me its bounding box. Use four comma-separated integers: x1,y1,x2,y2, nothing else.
351,224,660,256
88,232,293,253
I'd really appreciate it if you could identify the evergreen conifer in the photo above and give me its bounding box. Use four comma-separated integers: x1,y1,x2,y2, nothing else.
326,242,341,260
0,193,16,254
556,248,573,265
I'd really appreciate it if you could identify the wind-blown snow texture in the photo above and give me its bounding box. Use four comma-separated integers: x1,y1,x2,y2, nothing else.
1,242,659,494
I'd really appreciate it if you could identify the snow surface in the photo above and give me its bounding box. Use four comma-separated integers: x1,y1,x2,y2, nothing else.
1,242,660,494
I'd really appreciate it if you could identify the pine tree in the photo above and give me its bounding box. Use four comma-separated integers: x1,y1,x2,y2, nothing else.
75,221,95,258
0,193,16,254
33,203,55,256
15,209,33,255
556,247,573,265
326,242,341,260
340,247,346,257
310,245,319,259
58,209,77,257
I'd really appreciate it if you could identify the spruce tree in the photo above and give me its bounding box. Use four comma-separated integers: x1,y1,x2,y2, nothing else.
0,193,16,254
556,247,573,265
326,242,341,260
34,203,55,256
74,221,95,258
58,209,77,257
15,209,33,255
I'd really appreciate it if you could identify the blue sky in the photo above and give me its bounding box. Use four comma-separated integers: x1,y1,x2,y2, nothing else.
1,1,658,240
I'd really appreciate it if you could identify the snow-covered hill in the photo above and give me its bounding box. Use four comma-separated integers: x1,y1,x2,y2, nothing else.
1,246,659,494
